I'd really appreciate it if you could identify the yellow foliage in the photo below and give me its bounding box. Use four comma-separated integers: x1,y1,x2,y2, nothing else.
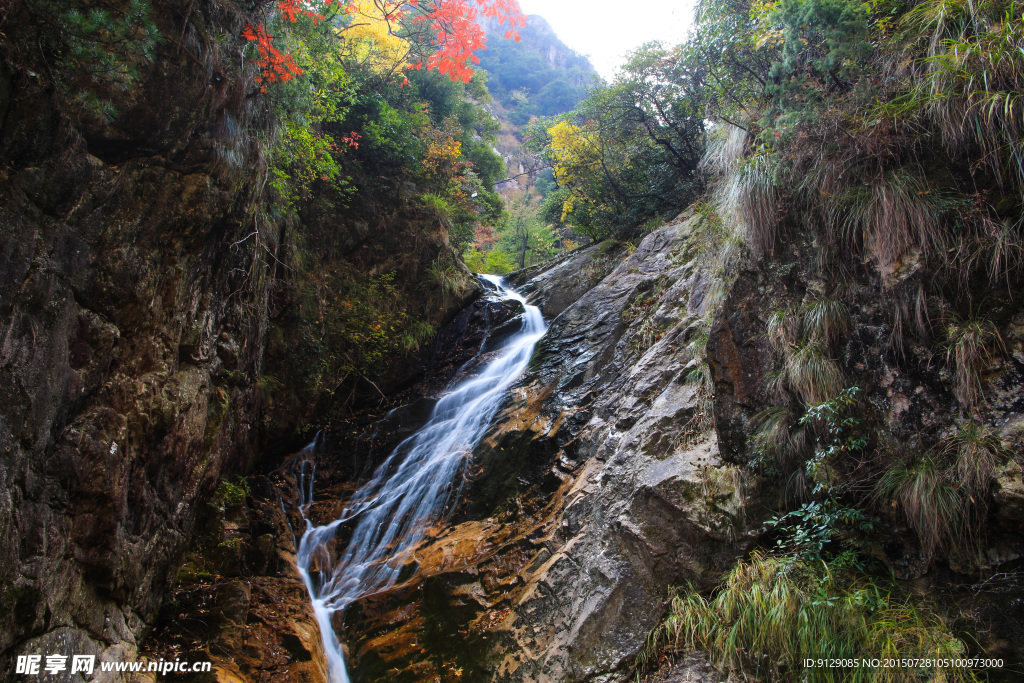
422,118,464,180
340,0,410,74
547,120,599,191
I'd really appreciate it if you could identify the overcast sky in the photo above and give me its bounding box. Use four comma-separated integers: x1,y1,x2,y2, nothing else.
514,0,698,81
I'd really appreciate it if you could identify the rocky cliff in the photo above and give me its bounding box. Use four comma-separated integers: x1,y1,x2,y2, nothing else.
287,207,1023,682
4,2,1024,680
0,0,475,676
317,214,759,681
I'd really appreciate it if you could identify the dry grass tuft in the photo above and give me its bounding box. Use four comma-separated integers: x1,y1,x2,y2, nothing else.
766,307,799,353
802,297,851,347
888,282,932,354
700,123,749,176
943,313,1004,409
785,342,844,405
936,420,1008,495
751,406,810,472
836,170,944,270
874,453,967,557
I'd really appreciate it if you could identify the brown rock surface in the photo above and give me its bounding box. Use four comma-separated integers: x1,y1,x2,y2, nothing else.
336,215,767,682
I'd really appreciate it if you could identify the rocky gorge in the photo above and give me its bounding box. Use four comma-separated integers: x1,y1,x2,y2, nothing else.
4,0,1024,679
132,212,1024,682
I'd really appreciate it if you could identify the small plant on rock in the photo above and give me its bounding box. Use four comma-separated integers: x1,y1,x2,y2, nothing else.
785,342,844,405
936,420,1008,498
802,297,850,348
874,453,967,558
943,313,1004,410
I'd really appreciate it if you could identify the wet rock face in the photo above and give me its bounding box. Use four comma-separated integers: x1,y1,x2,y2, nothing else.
140,473,329,683
509,240,625,319
340,216,765,682
0,58,267,675
474,221,760,683
308,284,526,486
0,3,472,678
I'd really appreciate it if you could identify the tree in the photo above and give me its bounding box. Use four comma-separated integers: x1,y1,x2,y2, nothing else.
244,0,526,90
529,42,706,239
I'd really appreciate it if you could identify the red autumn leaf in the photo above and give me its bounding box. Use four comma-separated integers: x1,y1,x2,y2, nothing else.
243,0,525,88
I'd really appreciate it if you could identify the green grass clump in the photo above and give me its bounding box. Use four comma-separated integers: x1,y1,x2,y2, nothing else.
802,298,850,347
399,320,437,355
874,454,966,557
213,477,250,511
421,193,455,227
944,313,1004,409
427,256,473,306
785,342,844,405
644,553,977,682
937,420,1008,496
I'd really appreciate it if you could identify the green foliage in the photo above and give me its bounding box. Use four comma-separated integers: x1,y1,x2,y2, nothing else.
527,42,706,239
483,249,516,274
271,122,352,210
767,498,875,565
13,0,160,119
463,249,485,272
492,192,560,269
688,0,776,119
356,93,427,169
680,0,1024,307
764,0,873,125
213,477,250,511
645,554,977,683
788,388,866,507
476,18,597,119
291,270,425,399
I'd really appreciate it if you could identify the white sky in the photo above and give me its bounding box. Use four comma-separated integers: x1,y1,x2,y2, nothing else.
515,0,698,81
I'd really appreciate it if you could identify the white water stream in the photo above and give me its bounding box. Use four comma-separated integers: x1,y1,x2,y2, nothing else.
293,274,546,683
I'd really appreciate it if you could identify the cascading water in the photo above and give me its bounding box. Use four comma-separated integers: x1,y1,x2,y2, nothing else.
294,274,546,683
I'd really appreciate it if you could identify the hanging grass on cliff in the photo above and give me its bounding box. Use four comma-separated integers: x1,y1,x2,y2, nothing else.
639,554,978,683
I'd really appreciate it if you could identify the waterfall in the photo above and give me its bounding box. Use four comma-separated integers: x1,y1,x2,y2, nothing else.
294,274,546,683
